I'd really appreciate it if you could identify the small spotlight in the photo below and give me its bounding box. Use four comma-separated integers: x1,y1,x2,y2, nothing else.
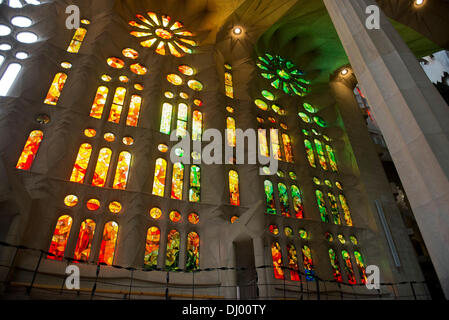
233,27,242,35
341,68,349,76
414,0,425,6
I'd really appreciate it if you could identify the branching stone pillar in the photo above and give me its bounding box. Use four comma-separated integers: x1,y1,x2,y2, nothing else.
323,0,449,298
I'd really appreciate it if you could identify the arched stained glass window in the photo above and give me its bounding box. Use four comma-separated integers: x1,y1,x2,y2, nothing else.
278,183,290,217
328,193,341,225
282,134,294,163
176,103,188,138
291,185,304,219
270,128,281,160
144,226,160,269
326,144,338,172
271,242,284,280
171,162,184,200
354,251,367,284
48,215,73,260
108,87,127,124
73,219,96,262
304,139,316,168
112,151,131,190
328,248,343,282
160,102,173,134
70,143,92,183
229,170,240,206
224,69,234,99
165,229,180,271
67,27,87,53
186,232,200,271
339,194,353,226
44,73,67,105
189,165,200,202
264,180,276,215
342,250,357,284
314,139,328,170
316,190,329,223
98,221,119,266
226,117,236,147
92,148,112,187
152,158,167,197
126,95,142,127
286,244,300,281
192,110,202,141
89,86,109,119
302,245,315,281
16,130,43,170
258,128,269,157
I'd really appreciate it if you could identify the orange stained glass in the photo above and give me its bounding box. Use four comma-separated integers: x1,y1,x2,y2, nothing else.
155,28,172,40
103,132,115,142
167,42,183,58
144,226,160,268
194,99,203,107
229,170,240,206
98,221,118,265
16,130,43,170
92,148,112,187
89,86,109,119
187,80,203,91
48,215,73,261
178,64,194,76
155,41,166,55
147,12,159,25
158,144,168,152
108,87,127,123
282,133,294,163
107,57,125,69
134,83,144,91
119,76,129,83
271,242,284,279
188,213,199,225
152,158,167,197
64,195,78,207
167,74,183,85
67,28,87,53
101,74,112,82
225,85,234,99
140,38,158,48
122,136,134,146
224,72,233,86
73,219,96,262
231,216,239,224
86,199,100,211
130,63,148,75
270,128,282,160
227,117,236,147
286,244,300,281
112,151,132,190
258,128,269,157
84,128,96,137
149,207,162,220
109,201,122,214
122,48,139,59
192,110,202,141
135,14,153,26
186,231,200,271
171,162,184,200
169,211,181,223
44,73,68,105
70,143,92,183
126,95,142,127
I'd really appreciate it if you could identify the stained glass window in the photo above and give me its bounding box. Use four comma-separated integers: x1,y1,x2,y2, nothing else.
254,99,268,111
112,151,131,190
302,245,315,281
92,148,112,187
186,232,200,271
326,145,338,172
328,193,341,225
126,95,142,126
176,103,188,137
16,130,43,170
264,180,276,215
144,226,160,269
89,86,109,119
48,215,72,260
270,129,281,160
314,139,328,170
227,117,236,147
316,190,329,223
286,244,300,281
291,185,304,219
64,195,78,207
328,248,343,282
271,242,284,280
192,110,202,141
269,224,279,235
67,27,87,53
107,57,125,69
44,73,67,105
122,48,139,59
86,199,100,211
108,87,127,124
304,139,316,168
258,128,269,157
98,221,119,265
313,116,327,128
165,229,180,271
130,63,147,75
189,165,201,202
188,213,200,224
224,69,233,99
160,102,173,134
69,143,92,183
282,134,293,163
354,251,367,284
171,162,184,200
339,194,353,226
342,250,356,284
73,219,96,262
152,158,167,197
187,80,203,91
167,74,183,85
229,170,240,206
278,183,290,217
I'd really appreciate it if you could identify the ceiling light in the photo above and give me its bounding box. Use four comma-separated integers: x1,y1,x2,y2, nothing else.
341,68,349,76
233,27,242,35
414,0,425,6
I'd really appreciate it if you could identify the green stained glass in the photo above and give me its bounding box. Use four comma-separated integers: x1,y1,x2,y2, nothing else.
282,82,290,94
187,80,203,91
302,129,310,136
313,116,328,128
298,112,311,123
289,171,297,180
326,145,338,172
329,249,343,282
299,229,308,239
354,251,367,284
342,250,356,284
328,193,341,225
316,190,329,223
313,177,321,185
291,185,304,219
165,230,180,271
314,139,328,170
262,90,275,101
350,235,358,245
304,139,316,168
271,79,280,89
303,102,317,113
339,194,353,226
264,180,276,215
257,63,269,71
261,73,275,79
189,165,201,202
277,69,290,79
325,180,332,188
323,134,332,142
278,183,290,217
276,170,285,178
258,56,270,65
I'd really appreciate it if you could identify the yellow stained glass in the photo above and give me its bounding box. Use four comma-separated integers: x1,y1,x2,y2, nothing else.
188,213,199,225
122,136,134,146
69,143,92,183
155,28,172,40
187,80,203,91
130,63,148,75
103,132,115,142
92,148,112,187
258,128,269,157
61,62,72,69
134,83,144,91
149,208,162,220
155,41,166,55
152,158,167,197
270,129,282,160
192,110,202,141
64,195,78,207
126,95,142,127
171,162,184,200
167,41,183,58
282,134,294,163
227,117,236,147
16,130,43,171
169,211,181,222
89,86,109,119
84,128,96,137
229,170,240,206
67,28,87,53
178,65,194,76
44,73,67,105
112,151,131,190
99,221,118,265
107,57,125,69
109,201,122,214
74,219,96,262
101,74,111,82
119,76,129,83
339,194,353,226
160,103,173,134
144,227,160,269
86,199,100,211
122,48,139,59
167,74,183,85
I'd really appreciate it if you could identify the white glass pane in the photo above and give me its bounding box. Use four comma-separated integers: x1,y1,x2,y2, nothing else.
15,51,28,59
0,25,12,36
11,16,33,28
0,63,22,96
25,0,41,5
0,43,12,51
9,0,23,8
16,32,38,43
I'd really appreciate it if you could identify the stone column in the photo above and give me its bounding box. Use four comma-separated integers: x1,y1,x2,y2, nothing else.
323,0,449,298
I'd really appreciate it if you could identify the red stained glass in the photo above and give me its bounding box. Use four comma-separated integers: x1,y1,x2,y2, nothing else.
271,242,284,279
92,148,112,187
48,215,73,261
16,130,43,170
89,86,109,119
112,151,131,190
70,143,92,183
74,219,96,262
44,73,67,105
98,221,119,265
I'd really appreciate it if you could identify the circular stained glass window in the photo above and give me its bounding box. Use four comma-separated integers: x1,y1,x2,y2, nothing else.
179,92,189,99
104,133,115,142
84,128,96,137
167,74,183,85
269,224,279,235
0,43,12,51
130,63,147,75
101,74,112,82
230,216,239,224
119,75,129,83
302,129,310,136
122,48,139,59
313,116,328,128
158,144,168,152
61,62,72,69
109,201,122,214
299,229,308,239
289,172,297,180
86,199,100,211
122,137,134,145
284,227,293,237
164,91,174,99
107,57,125,69
169,211,181,222
15,51,28,60
226,106,234,113
134,83,144,91
298,112,311,123
325,232,334,242
0,25,12,36
337,234,346,244
64,195,78,207
187,80,203,91
350,235,358,245
149,207,162,220
81,19,91,25
254,99,268,111
178,65,194,76
188,213,199,224
261,90,275,101
194,99,203,107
